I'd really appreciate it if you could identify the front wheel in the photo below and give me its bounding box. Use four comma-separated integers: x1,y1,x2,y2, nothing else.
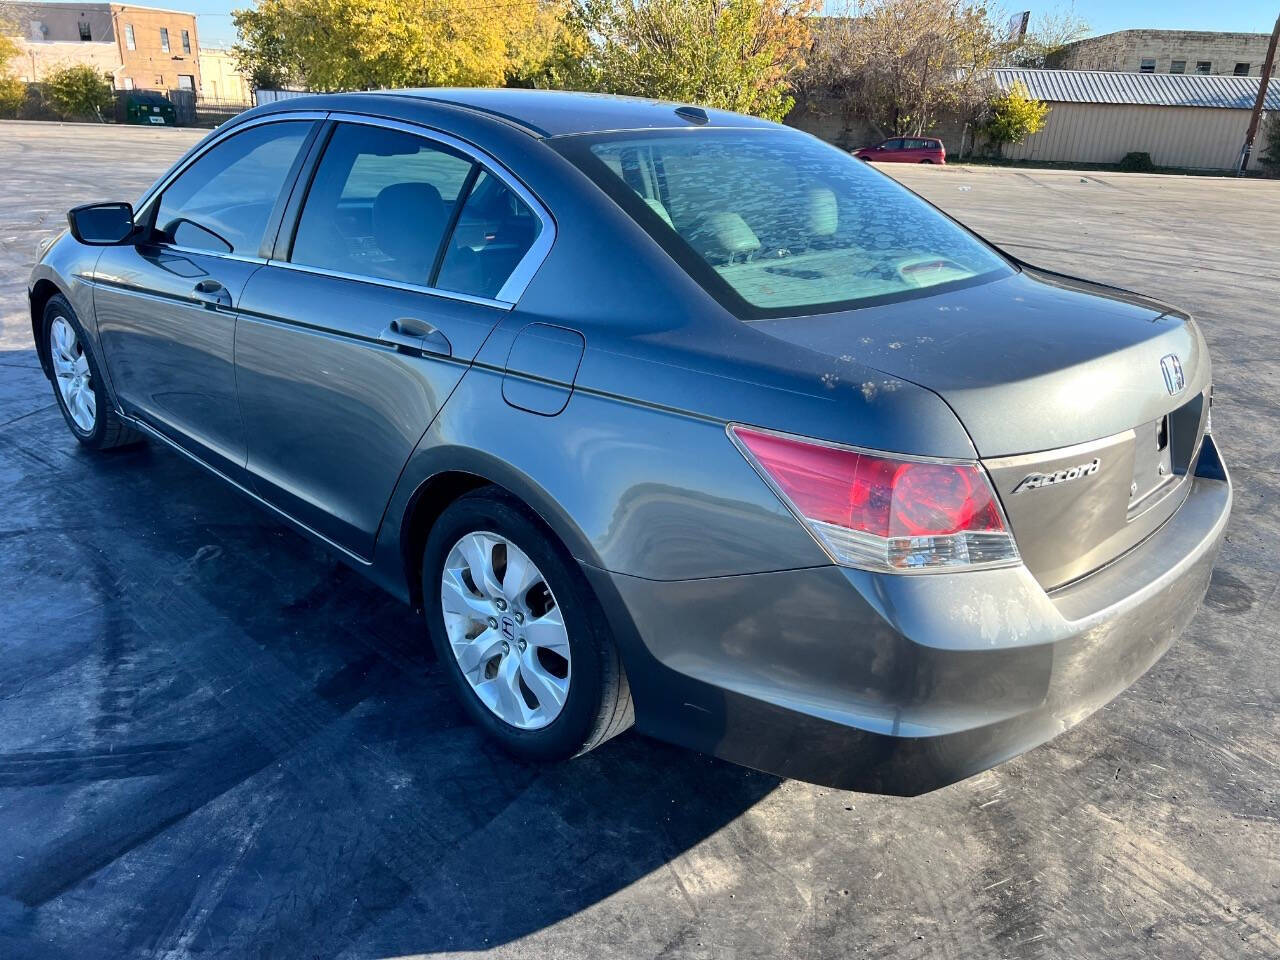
43,294,140,450
919,158,934,164
422,489,633,762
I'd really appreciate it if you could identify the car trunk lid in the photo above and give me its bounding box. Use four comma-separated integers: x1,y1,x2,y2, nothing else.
751,268,1211,589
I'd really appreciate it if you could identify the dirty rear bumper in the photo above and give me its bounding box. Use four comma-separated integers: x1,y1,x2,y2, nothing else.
586,435,1231,796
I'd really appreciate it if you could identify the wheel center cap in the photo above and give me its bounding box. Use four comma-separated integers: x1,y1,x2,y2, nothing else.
499,615,516,642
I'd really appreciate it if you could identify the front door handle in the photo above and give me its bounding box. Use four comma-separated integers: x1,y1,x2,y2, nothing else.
378,318,452,358
192,279,232,309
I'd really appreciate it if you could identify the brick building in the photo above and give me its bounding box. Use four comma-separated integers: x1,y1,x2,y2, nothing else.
1046,29,1275,78
2,1,202,91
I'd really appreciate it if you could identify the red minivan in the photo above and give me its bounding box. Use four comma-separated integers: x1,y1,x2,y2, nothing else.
854,137,946,164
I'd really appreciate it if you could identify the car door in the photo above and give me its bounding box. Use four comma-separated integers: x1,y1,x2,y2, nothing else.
94,117,319,479
234,117,551,559
879,138,905,161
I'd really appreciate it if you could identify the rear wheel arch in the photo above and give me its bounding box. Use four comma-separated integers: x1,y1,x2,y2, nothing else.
397,459,601,611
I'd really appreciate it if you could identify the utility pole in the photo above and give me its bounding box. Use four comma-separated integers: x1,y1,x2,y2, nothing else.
1238,10,1280,175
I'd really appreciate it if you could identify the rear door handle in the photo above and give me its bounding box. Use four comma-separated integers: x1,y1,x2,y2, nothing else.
378,318,451,358
192,279,232,308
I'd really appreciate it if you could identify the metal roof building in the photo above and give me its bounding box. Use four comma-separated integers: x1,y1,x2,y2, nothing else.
988,69,1278,170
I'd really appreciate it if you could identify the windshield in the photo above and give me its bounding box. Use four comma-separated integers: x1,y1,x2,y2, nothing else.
558,128,1013,318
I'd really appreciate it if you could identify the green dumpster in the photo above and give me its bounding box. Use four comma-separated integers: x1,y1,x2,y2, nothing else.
124,92,177,126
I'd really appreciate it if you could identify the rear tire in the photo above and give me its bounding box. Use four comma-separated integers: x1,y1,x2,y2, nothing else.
43,294,141,450
422,488,633,762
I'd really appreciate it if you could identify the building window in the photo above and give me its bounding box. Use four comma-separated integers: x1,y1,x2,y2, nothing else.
1234,62,1250,76
125,24,135,50
78,21,91,41
160,27,170,52
177,74,194,91
181,29,191,54
1195,61,1211,74
121,77,134,89
29,20,44,42
1139,58,1155,73
1170,60,1186,74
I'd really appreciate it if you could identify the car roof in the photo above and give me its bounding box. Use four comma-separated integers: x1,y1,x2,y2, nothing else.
256,88,779,139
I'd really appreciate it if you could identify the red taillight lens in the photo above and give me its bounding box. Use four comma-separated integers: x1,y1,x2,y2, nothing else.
731,426,1017,572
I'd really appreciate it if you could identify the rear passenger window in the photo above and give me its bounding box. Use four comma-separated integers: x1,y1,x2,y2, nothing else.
436,171,543,300
153,120,311,255
290,123,475,286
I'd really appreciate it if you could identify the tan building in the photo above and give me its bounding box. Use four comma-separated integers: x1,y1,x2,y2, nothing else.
989,68,1279,171
1046,29,1276,78
2,1,202,91
198,45,250,102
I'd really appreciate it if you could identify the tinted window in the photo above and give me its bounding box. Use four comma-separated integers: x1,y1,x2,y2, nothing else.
884,139,905,150
153,121,310,255
291,123,474,286
437,171,542,300
563,128,1012,318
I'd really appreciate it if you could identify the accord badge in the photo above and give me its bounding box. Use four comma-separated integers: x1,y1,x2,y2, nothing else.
1012,458,1101,494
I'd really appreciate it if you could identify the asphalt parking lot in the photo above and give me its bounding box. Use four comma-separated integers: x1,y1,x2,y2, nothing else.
0,120,1277,959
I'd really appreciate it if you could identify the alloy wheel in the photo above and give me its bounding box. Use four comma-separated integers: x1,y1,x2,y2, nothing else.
49,316,95,433
440,531,571,730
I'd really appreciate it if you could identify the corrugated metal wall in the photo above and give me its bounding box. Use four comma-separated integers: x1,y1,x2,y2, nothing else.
1002,103,1256,170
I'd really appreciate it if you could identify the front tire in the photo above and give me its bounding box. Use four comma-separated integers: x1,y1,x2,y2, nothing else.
423,488,632,762
43,294,140,450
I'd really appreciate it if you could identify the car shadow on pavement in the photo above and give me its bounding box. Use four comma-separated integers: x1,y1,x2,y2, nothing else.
0,347,778,957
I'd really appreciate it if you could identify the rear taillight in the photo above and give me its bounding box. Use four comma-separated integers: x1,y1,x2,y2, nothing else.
730,425,1019,572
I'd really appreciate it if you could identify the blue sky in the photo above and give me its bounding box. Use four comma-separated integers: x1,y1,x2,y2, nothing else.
137,0,1280,53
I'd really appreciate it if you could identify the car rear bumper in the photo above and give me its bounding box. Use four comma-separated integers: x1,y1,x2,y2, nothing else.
586,434,1231,795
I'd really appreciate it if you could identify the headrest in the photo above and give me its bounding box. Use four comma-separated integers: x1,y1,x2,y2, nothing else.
373,181,446,269
807,187,838,237
703,212,760,257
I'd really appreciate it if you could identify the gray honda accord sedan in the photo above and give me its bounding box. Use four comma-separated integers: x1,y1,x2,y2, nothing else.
28,90,1230,795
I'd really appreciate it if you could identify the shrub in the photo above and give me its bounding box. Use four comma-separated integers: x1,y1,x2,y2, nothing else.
1118,151,1155,172
0,74,24,117
982,81,1050,156
44,64,114,121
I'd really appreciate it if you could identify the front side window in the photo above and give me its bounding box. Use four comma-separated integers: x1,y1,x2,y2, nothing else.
153,121,311,255
559,128,1012,318
160,27,169,52
181,29,191,54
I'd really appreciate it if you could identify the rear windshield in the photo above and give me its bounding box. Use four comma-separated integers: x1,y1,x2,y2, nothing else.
556,128,1011,318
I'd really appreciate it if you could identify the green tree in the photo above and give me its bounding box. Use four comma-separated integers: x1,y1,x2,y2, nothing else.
577,0,817,121
981,80,1049,155
233,0,581,92
0,35,27,117
1260,112,1280,177
44,64,114,121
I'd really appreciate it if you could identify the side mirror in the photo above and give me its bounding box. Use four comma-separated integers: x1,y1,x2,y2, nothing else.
67,202,136,245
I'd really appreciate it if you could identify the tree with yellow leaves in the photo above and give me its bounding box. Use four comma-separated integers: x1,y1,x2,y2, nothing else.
579,0,818,121
233,0,581,92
